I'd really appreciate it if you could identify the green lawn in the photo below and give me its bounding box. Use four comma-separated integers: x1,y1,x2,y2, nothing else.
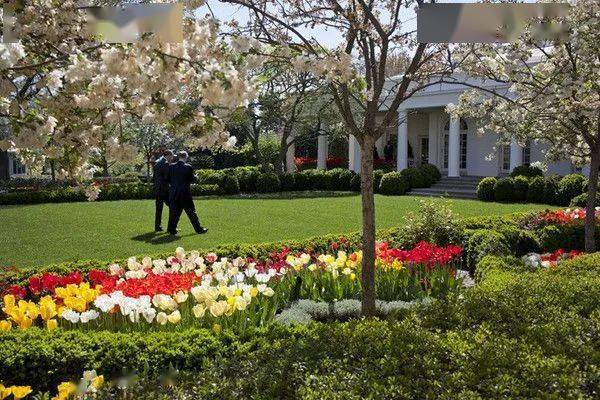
0,194,550,268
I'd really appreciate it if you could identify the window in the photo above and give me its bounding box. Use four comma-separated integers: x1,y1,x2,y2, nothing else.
502,145,511,171
11,157,26,175
443,118,468,170
522,140,531,165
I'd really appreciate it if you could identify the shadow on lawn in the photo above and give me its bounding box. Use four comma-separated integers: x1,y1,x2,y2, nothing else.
131,231,193,244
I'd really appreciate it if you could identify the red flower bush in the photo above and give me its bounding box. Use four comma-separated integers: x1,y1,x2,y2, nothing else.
376,241,462,268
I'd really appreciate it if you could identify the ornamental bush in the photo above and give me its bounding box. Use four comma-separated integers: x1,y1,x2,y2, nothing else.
255,173,281,193
400,167,427,189
526,176,546,203
219,174,240,195
494,177,515,202
544,174,561,205
476,177,497,201
327,168,354,191
350,173,361,192
465,229,511,269
419,163,442,184
373,170,385,193
379,172,409,195
557,174,587,206
233,167,260,192
278,172,296,192
570,192,600,208
512,175,529,202
510,165,544,178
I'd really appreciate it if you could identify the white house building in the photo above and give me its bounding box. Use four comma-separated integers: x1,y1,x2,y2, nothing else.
290,72,584,179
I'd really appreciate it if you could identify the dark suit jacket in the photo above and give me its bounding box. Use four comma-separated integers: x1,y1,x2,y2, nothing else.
153,157,170,198
166,161,197,207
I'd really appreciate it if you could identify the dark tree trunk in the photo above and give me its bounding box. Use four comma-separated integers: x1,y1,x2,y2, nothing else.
50,160,56,182
360,134,376,317
585,148,599,252
0,151,10,181
277,135,287,174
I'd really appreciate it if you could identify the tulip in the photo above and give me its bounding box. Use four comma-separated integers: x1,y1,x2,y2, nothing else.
0,384,10,400
46,319,58,331
56,382,76,400
167,310,181,324
156,312,168,325
0,320,11,331
10,386,32,399
192,304,206,318
91,375,104,390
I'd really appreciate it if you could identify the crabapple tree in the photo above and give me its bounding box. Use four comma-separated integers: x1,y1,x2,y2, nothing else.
451,0,600,252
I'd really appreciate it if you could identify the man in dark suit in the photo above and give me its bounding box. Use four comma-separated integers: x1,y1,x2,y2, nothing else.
166,151,208,235
153,149,173,232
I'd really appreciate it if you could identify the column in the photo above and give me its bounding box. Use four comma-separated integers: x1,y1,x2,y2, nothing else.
447,115,460,177
348,135,361,173
509,138,523,172
317,122,328,170
285,134,296,172
397,110,408,171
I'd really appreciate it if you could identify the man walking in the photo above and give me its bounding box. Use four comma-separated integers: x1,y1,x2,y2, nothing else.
166,151,208,235
153,149,173,232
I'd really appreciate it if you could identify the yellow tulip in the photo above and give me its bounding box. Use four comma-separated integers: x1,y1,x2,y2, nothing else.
40,300,57,321
26,302,39,320
56,382,76,399
0,384,11,400
91,375,104,390
18,317,32,330
249,287,258,297
46,319,58,331
10,386,32,399
212,323,222,334
0,320,11,331
350,273,356,281
167,310,181,324
2,294,16,309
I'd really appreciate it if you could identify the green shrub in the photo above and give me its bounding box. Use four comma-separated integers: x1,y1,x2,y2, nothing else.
400,167,427,189
510,165,544,178
297,169,330,190
350,173,361,192
233,167,260,192
512,175,529,201
190,184,222,196
419,163,441,184
476,177,497,201
278,172,296,192
327,168,354,191
398,200,462,246
255,173,281,193
373,170,385,193
494,177,515,202
526,176,546,203
220,175,240,195
379,172,409,195
537,224,599,252
557,174,587,206
465,229,511,269
544,174,560,205
474,254,522,282
570,192,600,208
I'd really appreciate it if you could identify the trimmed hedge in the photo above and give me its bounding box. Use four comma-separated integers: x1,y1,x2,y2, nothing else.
476,177,497,201
255,173,281,193
379,172,409,195
494,177,515,202
510,164,544,178
0,183,222,205
558,174,587,206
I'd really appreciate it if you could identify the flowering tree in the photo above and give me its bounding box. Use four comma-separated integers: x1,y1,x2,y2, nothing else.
451,0,600,251
0,0,254,184
220,0,449,315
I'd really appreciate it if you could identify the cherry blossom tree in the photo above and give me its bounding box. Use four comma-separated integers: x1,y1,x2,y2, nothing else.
0,0,255,186
450,0,600,252
220,0,449,315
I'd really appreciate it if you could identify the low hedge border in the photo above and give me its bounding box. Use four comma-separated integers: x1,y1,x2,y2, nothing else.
476,172,589,206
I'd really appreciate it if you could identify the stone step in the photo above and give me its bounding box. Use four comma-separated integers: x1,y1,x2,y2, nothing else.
431,182,480,190
409,190,478,200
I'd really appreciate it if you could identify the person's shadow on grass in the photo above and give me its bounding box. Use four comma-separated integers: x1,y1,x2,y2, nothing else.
131,231,193,244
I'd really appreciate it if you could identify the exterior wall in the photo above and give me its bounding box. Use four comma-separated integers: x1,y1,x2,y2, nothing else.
466,127,500,177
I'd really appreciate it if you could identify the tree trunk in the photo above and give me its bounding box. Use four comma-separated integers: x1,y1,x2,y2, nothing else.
584,149,599,252
50,160,56,182
360,134,376,317
277,135,287,174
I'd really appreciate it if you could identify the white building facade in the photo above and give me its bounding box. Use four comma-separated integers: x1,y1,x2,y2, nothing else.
320,73,581,177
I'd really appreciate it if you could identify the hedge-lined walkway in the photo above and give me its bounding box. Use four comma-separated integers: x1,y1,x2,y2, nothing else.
0,194,550,268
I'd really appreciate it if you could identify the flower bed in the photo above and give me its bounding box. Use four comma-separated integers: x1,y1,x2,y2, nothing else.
1,243,462,333
522,248,582,269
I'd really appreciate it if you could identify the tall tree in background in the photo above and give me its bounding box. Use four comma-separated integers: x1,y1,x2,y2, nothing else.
451,0,600,251
221,0,449,315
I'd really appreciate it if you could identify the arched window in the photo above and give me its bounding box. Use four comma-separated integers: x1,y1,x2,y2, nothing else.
443,118,468,170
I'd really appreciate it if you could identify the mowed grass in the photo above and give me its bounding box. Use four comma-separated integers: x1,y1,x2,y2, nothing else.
0,194,550,268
